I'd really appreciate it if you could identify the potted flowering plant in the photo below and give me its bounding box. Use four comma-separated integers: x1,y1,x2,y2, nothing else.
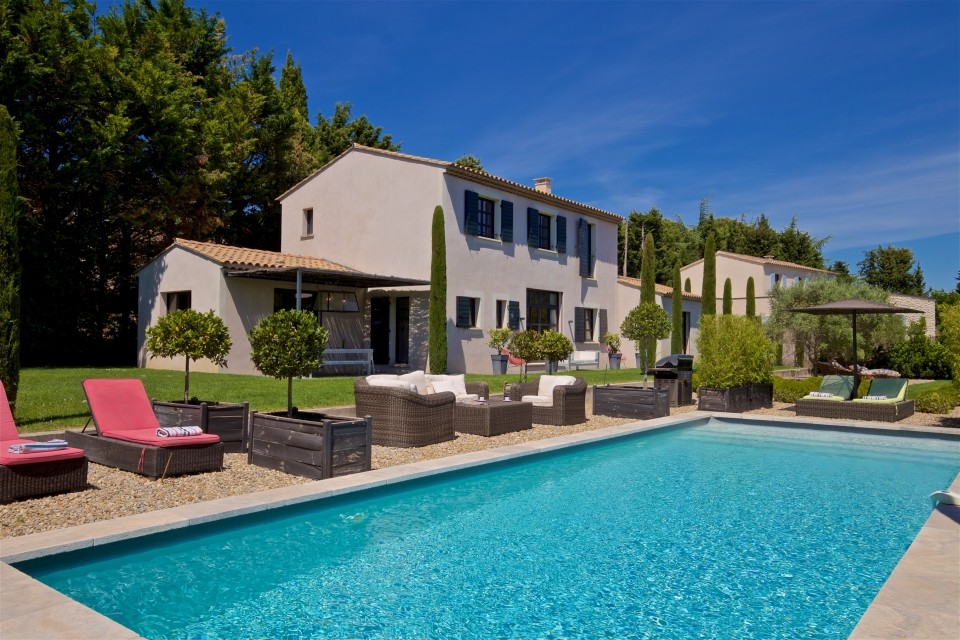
603,332,622,370
487,327,513,374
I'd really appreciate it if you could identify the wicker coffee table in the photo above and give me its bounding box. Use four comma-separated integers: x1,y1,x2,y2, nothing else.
454,399,533,437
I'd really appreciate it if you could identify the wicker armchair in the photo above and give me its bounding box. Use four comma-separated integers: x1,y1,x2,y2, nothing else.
353,379,489,447
508,376,587,425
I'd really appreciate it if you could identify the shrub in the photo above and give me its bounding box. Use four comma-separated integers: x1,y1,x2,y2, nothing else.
697,315,774,389
773,377,822,403
507,329,541,381
915,389,960,415
145,309,232,403
249,309,328,416
539,330,574,363
486,328,512,353
603,332,621,354
887,328,953,379
0,105,20,409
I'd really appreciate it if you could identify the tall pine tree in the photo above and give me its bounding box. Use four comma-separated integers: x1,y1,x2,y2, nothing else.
701,234,717,316
428,206,448,373
0,106,20,407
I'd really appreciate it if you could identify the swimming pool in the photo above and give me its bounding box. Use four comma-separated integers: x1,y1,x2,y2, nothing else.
14,418,960,639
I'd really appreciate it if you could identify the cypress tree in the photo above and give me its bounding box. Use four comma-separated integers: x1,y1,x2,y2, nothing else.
0,105,20,408
723,278,733,315
746,277,756,318
684,278,691,293
428,205,448,373
701,234,716,316
640,232,656,304
671,261,683,354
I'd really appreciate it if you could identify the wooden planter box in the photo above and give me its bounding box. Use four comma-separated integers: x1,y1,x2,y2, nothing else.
247,411,372,480
153,400,249,454
592,385,670,420
697,383,773,413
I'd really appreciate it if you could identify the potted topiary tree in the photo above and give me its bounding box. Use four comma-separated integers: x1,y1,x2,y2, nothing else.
487,327,513,374
506,329,542,382
539,330,574,374
696,314,775,412
249,309,329,417
247,309,372,479
620,302,671,384
603,332,622,370
145,309,248,452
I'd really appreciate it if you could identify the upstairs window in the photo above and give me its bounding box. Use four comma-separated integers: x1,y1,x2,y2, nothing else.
165,291,192,312
302,208,314,237
477,197,495,238
464,191,514,242
579,220,595,277
538,214,552,250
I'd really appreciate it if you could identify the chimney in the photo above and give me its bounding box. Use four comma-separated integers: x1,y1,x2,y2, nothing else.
534,177,552,194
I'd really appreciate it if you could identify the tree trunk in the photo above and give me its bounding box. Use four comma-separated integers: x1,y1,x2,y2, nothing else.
184,356,190,403
287,376,294,417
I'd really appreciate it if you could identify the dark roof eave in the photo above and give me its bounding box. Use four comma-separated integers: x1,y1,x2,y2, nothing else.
224,267,428,289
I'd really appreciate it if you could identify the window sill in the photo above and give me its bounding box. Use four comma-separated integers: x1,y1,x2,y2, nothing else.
300,234,314,240
472,234,503,246
532,247,558,255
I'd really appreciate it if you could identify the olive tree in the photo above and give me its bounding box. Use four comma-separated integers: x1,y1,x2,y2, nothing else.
145,309,232,403
249,309,328,416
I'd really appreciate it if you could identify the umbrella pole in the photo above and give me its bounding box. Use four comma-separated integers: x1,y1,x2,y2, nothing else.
852,313,858,398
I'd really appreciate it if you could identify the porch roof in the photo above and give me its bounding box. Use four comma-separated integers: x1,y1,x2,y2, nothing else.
173,238,428,288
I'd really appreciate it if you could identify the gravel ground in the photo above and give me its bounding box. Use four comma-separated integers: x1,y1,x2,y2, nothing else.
2,400,956,539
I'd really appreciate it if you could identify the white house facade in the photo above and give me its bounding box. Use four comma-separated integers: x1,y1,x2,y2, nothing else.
276,145,624,373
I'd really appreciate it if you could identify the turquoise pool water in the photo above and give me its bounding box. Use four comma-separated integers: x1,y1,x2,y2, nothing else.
18,419,960,639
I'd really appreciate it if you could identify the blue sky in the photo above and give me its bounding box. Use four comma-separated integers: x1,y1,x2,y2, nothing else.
189,0,958,292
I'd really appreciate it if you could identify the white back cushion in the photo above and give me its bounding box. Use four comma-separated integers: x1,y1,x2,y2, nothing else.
430,379,457,395
398,370,429,394
366,374,399,382
425,374,468,396
367,378,414,391
537,375,576,398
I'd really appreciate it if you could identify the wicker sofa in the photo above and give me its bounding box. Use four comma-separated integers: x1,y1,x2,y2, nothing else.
508,376,588,425
353,377,489,447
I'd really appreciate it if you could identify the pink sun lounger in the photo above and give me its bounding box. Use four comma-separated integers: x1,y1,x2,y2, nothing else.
1,382,88,501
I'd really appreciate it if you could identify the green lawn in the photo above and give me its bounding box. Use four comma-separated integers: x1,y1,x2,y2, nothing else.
12,367,652,433
905,379,953,400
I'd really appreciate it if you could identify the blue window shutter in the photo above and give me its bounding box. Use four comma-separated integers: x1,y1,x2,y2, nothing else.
508,301,520,330
556,215,567,253
500,200,514,242
456,296,471,328
574,307,585,342
464,190,479,236
598,309,608,342
527,207,539,245
579,219,590,276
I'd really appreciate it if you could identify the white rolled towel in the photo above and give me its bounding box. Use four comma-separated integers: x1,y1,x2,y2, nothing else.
7,439,69,454
156,426,203,438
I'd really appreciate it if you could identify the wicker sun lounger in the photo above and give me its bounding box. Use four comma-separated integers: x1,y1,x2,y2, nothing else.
1,383,88,501
64,379,223,478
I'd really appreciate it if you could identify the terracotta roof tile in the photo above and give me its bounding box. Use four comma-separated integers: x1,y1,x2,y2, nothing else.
618,276,701,300
174,238,360,274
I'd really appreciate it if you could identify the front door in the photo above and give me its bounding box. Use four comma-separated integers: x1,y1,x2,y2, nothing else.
371,297,390,365
394,296,409,365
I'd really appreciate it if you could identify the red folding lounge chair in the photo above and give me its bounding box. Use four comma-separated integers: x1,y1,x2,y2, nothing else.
1,382,88,501
64,379,223,478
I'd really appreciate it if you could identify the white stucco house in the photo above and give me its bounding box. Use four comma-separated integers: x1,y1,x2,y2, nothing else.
680,251,834,318
138,144,637,374
614,277,702,366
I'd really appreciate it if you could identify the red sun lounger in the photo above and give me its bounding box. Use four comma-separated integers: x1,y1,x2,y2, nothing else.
63,379,223,478
1,382,88,501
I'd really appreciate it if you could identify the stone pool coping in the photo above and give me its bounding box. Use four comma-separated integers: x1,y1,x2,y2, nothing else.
1,412,957,639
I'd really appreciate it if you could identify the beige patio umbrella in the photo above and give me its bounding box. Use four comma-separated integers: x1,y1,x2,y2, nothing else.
789,298,921,394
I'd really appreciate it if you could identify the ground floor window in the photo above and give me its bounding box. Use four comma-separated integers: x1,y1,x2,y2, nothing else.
456,296,480,328
527,289,560,332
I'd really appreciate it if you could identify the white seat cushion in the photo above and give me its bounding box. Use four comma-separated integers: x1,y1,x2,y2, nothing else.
537,375,576,399
367,378,415,391
398,370,429,394
366,374,399,382
455,393,479,403
429,378,457,395
426,374,468,397
521,394,553,407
